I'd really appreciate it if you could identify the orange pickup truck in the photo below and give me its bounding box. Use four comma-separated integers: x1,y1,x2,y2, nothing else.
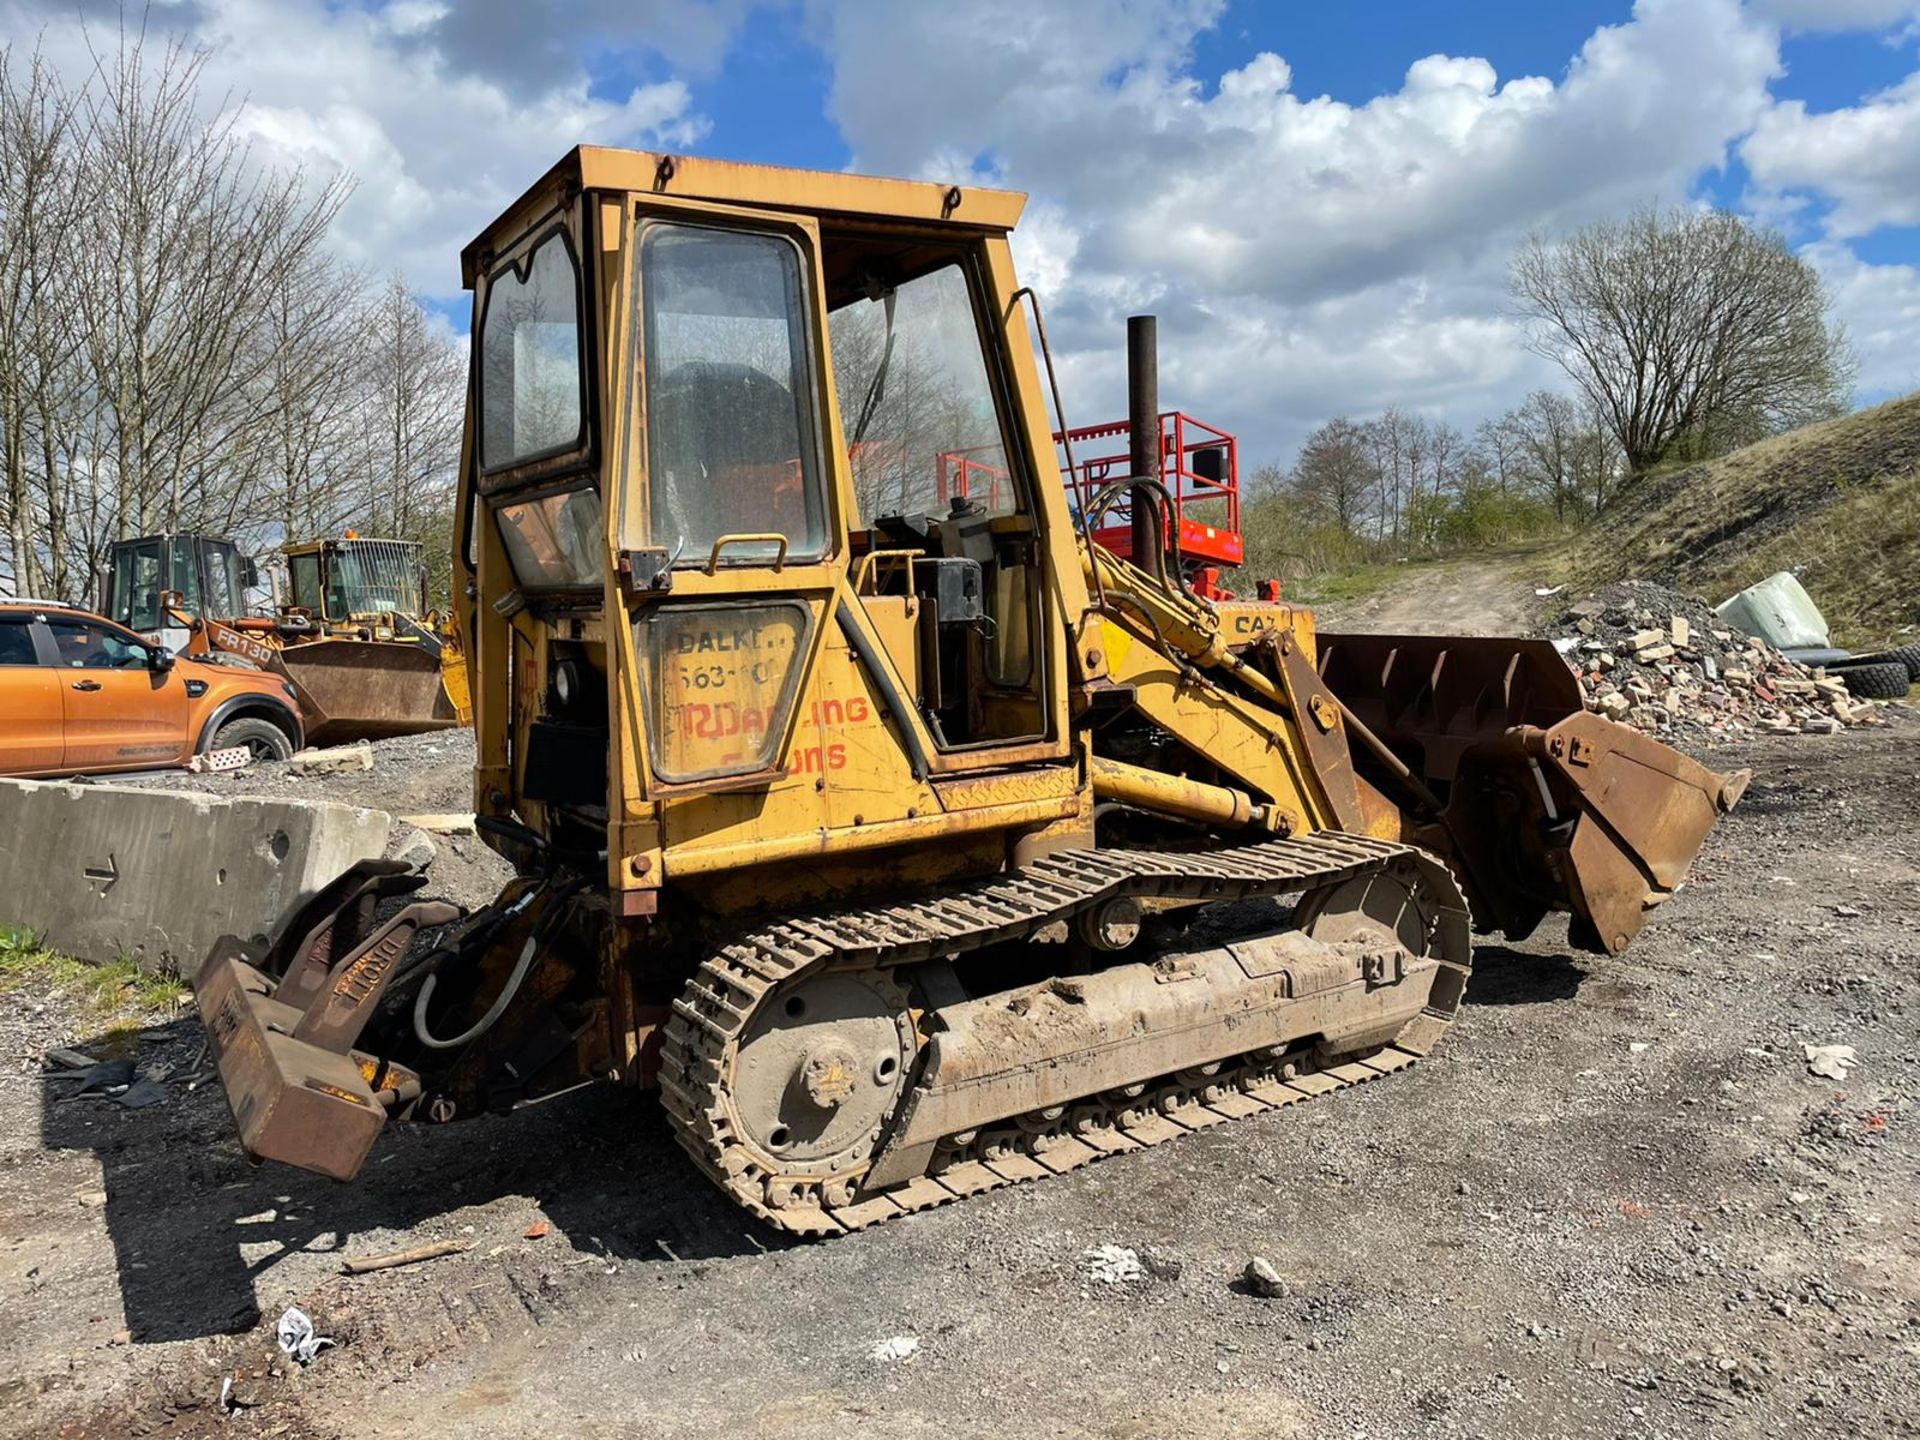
0,600,304,778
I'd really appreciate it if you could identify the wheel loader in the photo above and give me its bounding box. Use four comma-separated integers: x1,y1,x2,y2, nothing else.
193,148,1747,1235
101,532,468,743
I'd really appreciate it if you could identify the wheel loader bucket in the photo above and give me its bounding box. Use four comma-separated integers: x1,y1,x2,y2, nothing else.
1316,632,1749,957
278,637,460,746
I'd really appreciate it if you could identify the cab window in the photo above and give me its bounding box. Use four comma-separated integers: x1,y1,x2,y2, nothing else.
637,223,827,565
110,541,164,630
288,553,323,613
479,230,584,473
830,261,1023,522
499,488,604,590
0,622,37,666
47,620,151,670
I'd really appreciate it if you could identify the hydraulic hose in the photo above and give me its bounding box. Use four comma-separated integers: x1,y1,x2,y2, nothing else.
411,875,585,1051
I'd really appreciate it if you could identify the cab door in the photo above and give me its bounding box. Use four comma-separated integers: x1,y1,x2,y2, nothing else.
0,616,64,774
46,617,192,771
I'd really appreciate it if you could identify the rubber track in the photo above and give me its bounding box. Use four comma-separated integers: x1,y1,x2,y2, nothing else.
659,833,1467,1237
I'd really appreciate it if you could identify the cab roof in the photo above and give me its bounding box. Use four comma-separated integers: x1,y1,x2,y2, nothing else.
461,146,1028,288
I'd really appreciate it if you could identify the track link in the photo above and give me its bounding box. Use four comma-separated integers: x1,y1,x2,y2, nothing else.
660,833,1471,1237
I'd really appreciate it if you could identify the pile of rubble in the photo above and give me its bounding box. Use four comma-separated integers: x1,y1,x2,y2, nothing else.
1547,580,1882,740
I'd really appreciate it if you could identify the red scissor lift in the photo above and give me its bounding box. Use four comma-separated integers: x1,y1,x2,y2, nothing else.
935,411,1245,598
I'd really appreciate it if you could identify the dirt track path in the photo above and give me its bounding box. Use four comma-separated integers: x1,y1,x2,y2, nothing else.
4,726,1917,1440
1311,552,1548,636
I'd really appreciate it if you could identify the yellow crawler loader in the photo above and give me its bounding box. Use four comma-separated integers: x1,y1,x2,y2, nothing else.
195,149,1746,1234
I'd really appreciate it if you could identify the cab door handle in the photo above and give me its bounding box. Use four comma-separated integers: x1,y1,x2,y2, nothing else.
71,679,102,692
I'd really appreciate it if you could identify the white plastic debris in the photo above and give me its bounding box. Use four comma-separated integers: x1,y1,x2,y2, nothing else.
1803,1044,1857,1081
1536,585,1566,598
1082,1244,1146,1284
275,1306,336,1365
869,1335,920,1362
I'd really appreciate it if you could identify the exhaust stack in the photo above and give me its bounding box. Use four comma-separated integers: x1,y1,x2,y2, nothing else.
1127,314,1159,567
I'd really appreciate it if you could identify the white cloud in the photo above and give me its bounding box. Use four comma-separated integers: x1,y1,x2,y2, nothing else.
1748,0,1920,31
1744,72,1920,237
809,0,1783,458
1804,242,1920,398
1,0,711,302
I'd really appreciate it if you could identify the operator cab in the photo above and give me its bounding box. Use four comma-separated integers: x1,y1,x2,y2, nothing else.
100,534,257,651
462,149,1075,868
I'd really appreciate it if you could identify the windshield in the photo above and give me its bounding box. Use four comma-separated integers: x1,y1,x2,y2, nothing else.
327,541,421,618
637,223,827,565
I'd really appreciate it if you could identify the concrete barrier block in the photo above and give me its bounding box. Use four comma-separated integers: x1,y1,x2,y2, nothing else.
0,778,390,976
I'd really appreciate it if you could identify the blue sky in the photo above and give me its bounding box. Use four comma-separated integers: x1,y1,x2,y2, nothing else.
11,0,1920,460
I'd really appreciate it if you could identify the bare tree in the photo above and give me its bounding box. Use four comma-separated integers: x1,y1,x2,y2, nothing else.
1513,206,1854,473
354,274,466,597
72,25,352,538
1290,417,1379,538
0,42,85,596
0,25,478,605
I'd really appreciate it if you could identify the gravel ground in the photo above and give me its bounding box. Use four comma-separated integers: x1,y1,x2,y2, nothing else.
1,725,1915,1440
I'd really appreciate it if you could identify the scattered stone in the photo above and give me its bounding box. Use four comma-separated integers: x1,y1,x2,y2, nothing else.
1804,1044,1857,1081
1243,1257,1288,1299
390,826,437,871
289,742,375,776
1139,1246,1184,1281
1670,615,1691,646
399,812,478,836
1629,628,1665,651
869,1335,919,1362
1083,1245,1146,1284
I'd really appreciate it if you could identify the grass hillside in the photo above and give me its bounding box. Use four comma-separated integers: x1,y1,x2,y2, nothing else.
1558,391,1920,647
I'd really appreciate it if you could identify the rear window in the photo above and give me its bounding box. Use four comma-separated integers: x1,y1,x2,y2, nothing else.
0,623,36,666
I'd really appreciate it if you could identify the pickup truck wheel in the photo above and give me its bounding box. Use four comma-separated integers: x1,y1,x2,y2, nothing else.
210,716,296,763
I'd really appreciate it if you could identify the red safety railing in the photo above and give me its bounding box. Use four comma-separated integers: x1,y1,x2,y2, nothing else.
1056,411,1242,568
931,411,1243,570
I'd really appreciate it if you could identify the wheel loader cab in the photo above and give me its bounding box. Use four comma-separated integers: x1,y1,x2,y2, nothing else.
461,150,1086,905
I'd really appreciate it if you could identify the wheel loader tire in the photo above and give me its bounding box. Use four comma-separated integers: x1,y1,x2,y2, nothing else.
210,716,296,763
1868,643,1920,682
1832,660,1911,701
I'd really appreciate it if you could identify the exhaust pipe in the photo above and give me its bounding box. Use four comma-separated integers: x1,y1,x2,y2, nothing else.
1127,314,1159,568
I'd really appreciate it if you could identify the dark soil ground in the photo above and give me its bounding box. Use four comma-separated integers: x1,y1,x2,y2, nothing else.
2,723,1914,1440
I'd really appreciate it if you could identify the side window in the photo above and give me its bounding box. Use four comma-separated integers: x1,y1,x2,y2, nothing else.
479,230,585,472
498,488,605,590
0,623,37,666
829,261,1024,523
47,620,150,670
110,541,163,631
288,553,323,613
639,223,827,565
